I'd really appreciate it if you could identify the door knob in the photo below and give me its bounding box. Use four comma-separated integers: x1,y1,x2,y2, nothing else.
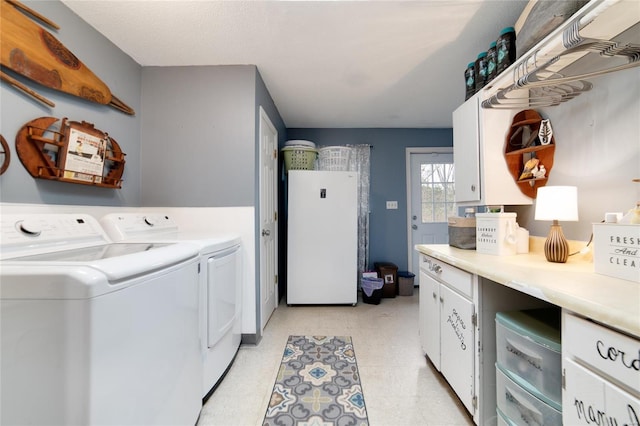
261,229,271,236
412,224,418,230
412,215,417,220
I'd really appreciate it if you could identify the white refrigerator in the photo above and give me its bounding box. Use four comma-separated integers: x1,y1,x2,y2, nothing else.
287,170,358,305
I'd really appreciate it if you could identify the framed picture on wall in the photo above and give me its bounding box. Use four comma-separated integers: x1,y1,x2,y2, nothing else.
59,121,106,183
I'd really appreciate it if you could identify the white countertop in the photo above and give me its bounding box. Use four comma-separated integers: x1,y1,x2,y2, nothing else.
416,243,640,338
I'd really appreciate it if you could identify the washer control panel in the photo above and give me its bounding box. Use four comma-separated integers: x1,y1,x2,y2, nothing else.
0,214,108,259
100,213,178,241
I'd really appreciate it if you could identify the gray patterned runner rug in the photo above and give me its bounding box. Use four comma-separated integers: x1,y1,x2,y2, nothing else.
263,335,369,426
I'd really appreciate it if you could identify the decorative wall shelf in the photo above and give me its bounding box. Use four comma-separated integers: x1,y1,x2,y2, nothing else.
0,134,10,175
504,110,555,198
15,116,125,188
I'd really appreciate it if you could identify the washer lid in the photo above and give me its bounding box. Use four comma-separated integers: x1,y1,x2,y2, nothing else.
0,242,199,299
6,242,199,281
13,242,171,262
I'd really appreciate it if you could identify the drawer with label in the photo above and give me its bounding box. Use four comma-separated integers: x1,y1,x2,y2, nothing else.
563,313,639,393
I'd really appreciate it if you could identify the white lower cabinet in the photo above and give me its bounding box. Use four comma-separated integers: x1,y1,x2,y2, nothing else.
562,311,640,426
418,253,556,425
419,255,477,416
420,268,441,370
441,284,476,413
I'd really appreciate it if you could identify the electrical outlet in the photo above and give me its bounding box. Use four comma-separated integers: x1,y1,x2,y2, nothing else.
386,201,398,209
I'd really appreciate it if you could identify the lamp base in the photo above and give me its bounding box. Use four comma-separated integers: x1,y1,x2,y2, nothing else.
544,221,569,263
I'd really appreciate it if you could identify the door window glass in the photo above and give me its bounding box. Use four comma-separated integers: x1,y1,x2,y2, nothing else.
421,163,456,223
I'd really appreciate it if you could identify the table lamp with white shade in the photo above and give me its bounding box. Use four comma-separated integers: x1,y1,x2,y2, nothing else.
534,186,579,263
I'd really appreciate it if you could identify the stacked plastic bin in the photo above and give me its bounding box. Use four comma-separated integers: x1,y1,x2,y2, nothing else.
495,308,562,425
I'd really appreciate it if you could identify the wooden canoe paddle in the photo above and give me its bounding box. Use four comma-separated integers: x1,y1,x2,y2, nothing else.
1,69,55,107
0,0,135,115
5,0,59,30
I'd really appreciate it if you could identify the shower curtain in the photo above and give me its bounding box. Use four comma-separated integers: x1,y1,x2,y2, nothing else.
346,144,371,282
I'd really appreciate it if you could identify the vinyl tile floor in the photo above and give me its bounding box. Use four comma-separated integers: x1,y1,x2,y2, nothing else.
197,290,475,426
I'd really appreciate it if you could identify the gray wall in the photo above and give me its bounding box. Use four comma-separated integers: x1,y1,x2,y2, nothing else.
140,66,257,207
510,68,640,241
0,0,142,206
286,128,453,272
140,65,287,340
255,72,287,148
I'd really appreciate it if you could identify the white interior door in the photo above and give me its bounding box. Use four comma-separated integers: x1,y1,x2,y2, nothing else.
407,150,455,274
259,106,278,331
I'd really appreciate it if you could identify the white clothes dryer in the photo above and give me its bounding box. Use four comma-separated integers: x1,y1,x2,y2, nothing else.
100,212,242,398
0,214,202,425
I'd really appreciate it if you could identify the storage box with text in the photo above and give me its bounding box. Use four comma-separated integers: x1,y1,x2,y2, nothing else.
593,223,640,282
475,212,517,256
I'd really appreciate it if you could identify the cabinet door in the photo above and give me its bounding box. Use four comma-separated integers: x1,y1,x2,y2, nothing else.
453,96,481,203
418,269,428,359
563,357,606,425
605,379,640,425
440,284,475,414
420,271,441,371
564,357,640,426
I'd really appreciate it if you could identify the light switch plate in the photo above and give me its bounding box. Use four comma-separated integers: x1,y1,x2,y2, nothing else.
386,201,398,209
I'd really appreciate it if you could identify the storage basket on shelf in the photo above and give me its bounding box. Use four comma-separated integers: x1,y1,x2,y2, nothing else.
282,146,317,172
318,146,352,171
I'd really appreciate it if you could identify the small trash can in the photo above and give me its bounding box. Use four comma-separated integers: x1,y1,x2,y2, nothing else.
397,271,415,296
361,277,384,305
374,262,398,298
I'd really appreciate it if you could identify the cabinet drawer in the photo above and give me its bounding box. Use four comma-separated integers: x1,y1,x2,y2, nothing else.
563,313,640,393
420,255,473,298
496,309,562,407
496,364,562,426
496,408,515,426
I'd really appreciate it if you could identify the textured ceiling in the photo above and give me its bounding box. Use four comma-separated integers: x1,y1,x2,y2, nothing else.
61,0,528,128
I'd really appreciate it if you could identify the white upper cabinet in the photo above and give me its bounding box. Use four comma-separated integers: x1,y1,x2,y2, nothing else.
453,92,532,206
452,95,480,204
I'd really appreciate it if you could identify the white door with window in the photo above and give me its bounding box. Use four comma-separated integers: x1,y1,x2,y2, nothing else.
407,149,455,274
259,106,278,331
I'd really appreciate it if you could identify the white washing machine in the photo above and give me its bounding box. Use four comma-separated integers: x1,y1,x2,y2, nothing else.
0,213,202,425
100,212,242,398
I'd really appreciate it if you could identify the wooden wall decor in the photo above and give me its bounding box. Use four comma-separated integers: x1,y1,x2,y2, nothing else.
15,116,125,188
504,109,555,199
0,134,10,175
0,0,135,115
